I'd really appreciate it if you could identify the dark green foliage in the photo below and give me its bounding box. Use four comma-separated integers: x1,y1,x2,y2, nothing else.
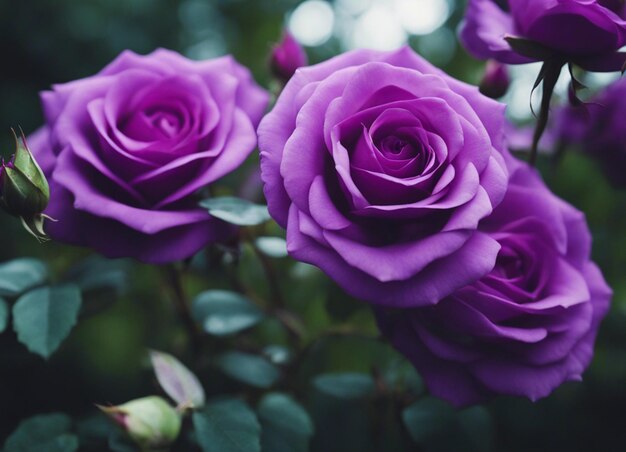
215,351,281,388
4,413,78,452
1,2,626,452
192,290,265,336
258,392,314,452
193,398,261,452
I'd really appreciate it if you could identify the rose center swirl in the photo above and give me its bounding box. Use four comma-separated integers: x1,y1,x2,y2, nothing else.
145,106,184,139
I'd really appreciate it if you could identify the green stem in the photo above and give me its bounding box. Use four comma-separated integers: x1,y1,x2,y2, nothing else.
241,229,306,343
164,264,202,354
529,59,565,166
250,241,286,308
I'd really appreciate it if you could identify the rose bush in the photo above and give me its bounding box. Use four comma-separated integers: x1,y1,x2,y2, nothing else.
30,49,269,263
376,155,612,406
258,46,509,307
460,0,626,71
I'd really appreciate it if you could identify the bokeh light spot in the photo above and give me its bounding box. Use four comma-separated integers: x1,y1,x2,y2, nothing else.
289,1,335,47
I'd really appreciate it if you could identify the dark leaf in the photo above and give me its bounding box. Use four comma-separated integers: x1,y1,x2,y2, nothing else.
0,258,47,297
255,236,288,258
193,398,261,452
12,285,82,358
4,413,78,452
200,196,270,226
258,392,313,452
0,297,8,333
458,406,495,452
402,397,456,445
192,290,264,336
64,255,129,293
313,373,375,399
215,351,280,388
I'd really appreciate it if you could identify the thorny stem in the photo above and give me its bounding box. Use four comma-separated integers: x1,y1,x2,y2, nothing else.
239,228,306,342
165,264,202,355
250,239,286,308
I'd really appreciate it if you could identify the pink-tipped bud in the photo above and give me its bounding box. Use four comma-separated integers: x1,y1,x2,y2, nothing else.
270,30,308,83
479,60,510,99
98,396,182,450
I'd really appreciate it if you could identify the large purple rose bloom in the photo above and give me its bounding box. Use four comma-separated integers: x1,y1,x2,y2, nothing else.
258,47,508,307
460,0,626,71
30,49,269,263
376,156,612,406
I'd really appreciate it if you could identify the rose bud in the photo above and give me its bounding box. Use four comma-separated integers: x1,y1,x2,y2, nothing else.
0,129,51,241
98,396,182,450
270,30,308,83
479,60,510,99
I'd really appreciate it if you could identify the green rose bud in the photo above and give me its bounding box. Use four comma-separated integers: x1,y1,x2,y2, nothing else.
98,396,182,451
0,129,52,241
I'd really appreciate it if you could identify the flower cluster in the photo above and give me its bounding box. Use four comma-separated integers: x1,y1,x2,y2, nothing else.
259,46,611,405
28,7,615,407
376,158,611,405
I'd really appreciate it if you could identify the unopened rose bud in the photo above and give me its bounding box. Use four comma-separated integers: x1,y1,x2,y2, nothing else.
479,60,510,99
270,30,308,83
0,129,52,241
99,396,182,450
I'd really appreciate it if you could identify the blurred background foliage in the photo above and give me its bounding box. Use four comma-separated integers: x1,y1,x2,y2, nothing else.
1,0,626,451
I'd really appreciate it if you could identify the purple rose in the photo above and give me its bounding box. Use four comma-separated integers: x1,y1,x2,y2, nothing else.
258,47,509,307
376,156,612,406
556,78,626,188
30,49,269,263
460,0,626,71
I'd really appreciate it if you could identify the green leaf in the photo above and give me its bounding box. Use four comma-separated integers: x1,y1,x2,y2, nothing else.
258,393,313,452
255,236,288,258
0,258,47,297
458,406,495,452
313,373,376,399
64,255,129,293
402,397,456,444
4,412,78,452
76,415,116,449
215,351,280,388
150,350,206,409
193,398,261,452
13,285,82,358
200,196,270,226
108,431,137,452
192,290,264,336
0,297,9,333
384,357,424,395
